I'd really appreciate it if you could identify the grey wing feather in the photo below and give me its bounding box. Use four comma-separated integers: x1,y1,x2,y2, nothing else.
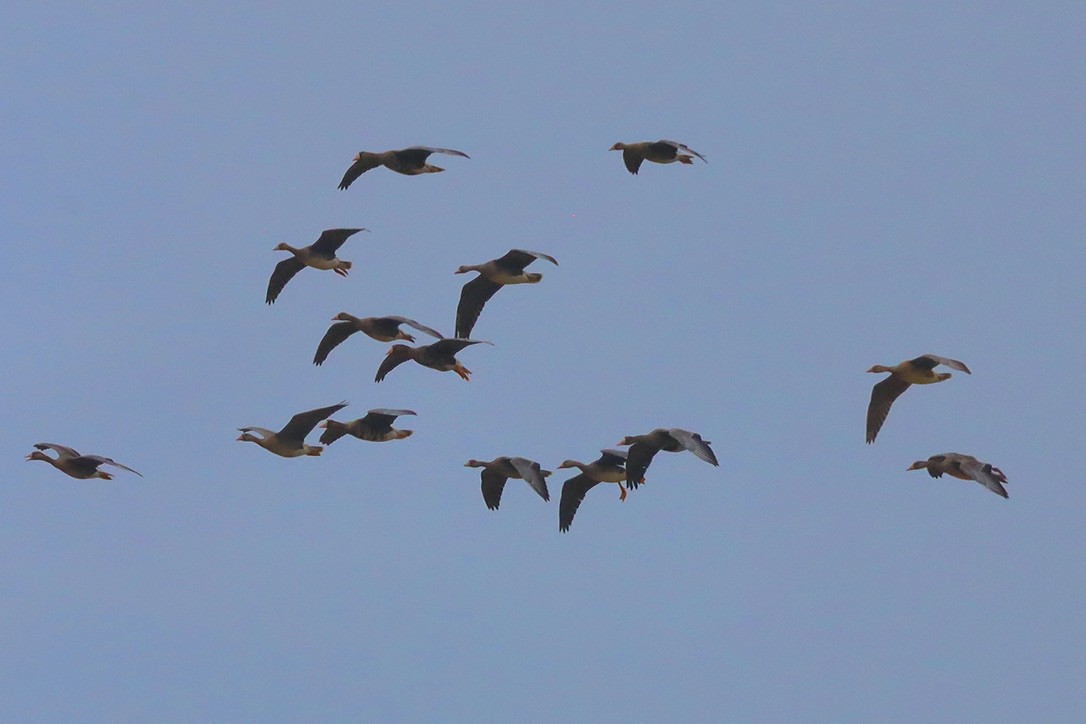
338,154,382,189
455,276,503,338
667,429,719,466
34,443,81,459
431,338,494,355
959,459,1009,498
279,402,348,442
508,457,551,502
266,257,305,304
386,317,444,340
82,455,142,477
313,322,358,365
481,468,508,510
598,449,628,466
311,228,364,255
406,146,470,158
624,442,659,489
496,249,558,269
622,148,644,174
660,139,708,163
559,473,601,532
375,354,409,382
866,377,911,443
919,354,971,374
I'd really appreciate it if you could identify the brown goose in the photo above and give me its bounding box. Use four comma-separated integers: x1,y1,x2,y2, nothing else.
338,146,469,189
266,228,366,304
866,355,971,443
907,453,1009,498
618,428,718,489
375,338,492,382
454,249,558,338
558,449,628,533
464,457,551,510
313,314,444,366
609,140,707,175
26,443,142,480
237,402,347,457
319,408,416,445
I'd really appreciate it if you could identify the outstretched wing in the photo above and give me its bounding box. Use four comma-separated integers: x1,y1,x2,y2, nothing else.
559,473,601,532
338,153,382,189
34,442,81,459
404,146,470,158
667,428,719,467
481,468,509,510
866,377,911,444
385,317,444,340
311,228,364,255
495,249,558,271
508,457,551,502
597,449,628,467
80,455,142,477
279,402,348,443
360,408,416,430
660,139,708,163
455,276,503,339
914,354,971,374
266,257,305,304
624,442,660,489
430,338,494,356
313,322,358,366
958,458,1009,498
375,353,409,383
318,420,349,446
622,148,644,175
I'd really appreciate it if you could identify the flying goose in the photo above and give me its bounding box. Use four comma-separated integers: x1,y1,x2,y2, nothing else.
26,443,142,480
617,428,718,489
237,402,347,457
464,457,552,510
319,409,417,446
375,338,492,382
265,228,366,304
314,314,444,366
907,453,1009,499
338,146,469,190
558,449,629,533
866,355,971,443
609,140,707,175
454,249,558,338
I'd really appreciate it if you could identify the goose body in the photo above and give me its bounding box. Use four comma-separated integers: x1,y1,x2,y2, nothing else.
338,146,469,189
866,354,971,443
558,449,628,532
609,140,707,175
617,428,718,488
907,453,1009,498
237,402,347,457
266,228,366,304
454,249,558,338
314,314,444,365
26,443,142,480
319,408,416,445
465,456,551,510
375,338,492,382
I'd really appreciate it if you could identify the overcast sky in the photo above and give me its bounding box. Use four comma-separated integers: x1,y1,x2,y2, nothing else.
3,2,1085,721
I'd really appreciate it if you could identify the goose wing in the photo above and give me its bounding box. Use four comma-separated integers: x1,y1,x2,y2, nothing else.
659,139,707,163
494,249,558,271
310,228,364,255
313,322,358,366
667,428,719,466
455,276,503,338
80,455,142,477
338,153,382,189
265,257,305,304
384,317,444,340
508,457,551,502
559,473,601,532
481,467,509,510
360,409,417,430
866,376,911,443
956,456,1009,498
624,442,660,489
33,443,81,459
279,402,348,443
914,354,971,374
622,147,645,174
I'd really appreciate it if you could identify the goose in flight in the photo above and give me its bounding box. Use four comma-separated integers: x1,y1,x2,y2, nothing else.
609,140,707,175
338,146,469,189
866,355,971,443
454,249,557,338
265,228,366,304
26,443,142,480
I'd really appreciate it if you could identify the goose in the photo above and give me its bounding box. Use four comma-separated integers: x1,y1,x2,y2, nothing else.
237,402,347,457
609,140,707,175
617,428,718,488
866,355,971,443
338,146,469,190
907,453,1009,499
26,443,142,480
464,457,551,510
454,249,558,338
319,409,417,446
558,449,628,533
375,338,492,382
266,228,366,304
314,314,444,366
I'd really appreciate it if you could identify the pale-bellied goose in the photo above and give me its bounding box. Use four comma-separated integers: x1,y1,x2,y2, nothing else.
464,457,551,510
338,146,469,189
617,428,718,489
866,355,971,443
26,443,142,480
907,453,1009,498
609,140,707,175
319,409,417,445
454,249,558,338
558,449,628,533
314,314,444,366
237,402,347,457
375,338,492,382
265,228,367,304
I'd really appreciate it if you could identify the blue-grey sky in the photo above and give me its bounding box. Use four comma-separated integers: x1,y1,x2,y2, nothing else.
3,2,1085,720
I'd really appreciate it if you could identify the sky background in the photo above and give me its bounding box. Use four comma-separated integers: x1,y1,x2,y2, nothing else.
3,2,1085,721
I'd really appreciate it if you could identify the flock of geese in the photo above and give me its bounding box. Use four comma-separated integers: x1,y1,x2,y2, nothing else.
25,140,1009,532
